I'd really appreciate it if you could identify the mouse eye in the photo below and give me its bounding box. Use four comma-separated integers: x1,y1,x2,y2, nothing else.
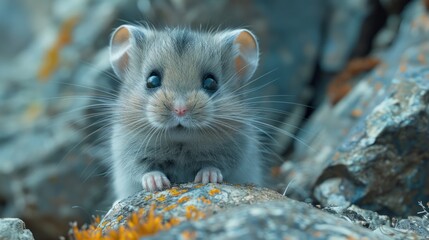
202,74,218,92
146,72,161,89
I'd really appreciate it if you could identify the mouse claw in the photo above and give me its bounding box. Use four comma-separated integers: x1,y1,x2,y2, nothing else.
142,171,171,192
194,167,223,184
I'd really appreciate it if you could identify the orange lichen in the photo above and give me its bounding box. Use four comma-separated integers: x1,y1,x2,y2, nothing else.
208,188,221,196
100,221,109,228
185,205,206,220
350,109,362,118
181,230,197,240
168,188,188,197
71,205,180,240
328,57,380,105
177,196,190,204
163,204,177,212
156,194,166,202
168,217,181,226
194,184,204,188
116,216,123,222
198,197,211,205
38,16,80,81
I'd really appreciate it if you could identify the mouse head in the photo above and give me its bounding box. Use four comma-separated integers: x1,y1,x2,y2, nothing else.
110,25,259,140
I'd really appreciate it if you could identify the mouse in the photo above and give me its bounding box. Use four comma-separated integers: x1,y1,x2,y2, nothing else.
109,25,262,199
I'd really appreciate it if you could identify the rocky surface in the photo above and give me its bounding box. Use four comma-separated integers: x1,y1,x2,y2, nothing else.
148,201,384,240
0,218,34,240
100,183,284,231
281,0,429,217
90,184,428,239
97,183,384,240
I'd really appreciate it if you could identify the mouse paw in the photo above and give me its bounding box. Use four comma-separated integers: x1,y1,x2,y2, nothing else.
194,167,223,184
142,171,171,192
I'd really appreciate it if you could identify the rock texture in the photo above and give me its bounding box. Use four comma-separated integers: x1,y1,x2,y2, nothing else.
0,218,34,240
90,184,428,239
281,0,429,217
148,201,384,240
100,183,284,231
98,183,383,240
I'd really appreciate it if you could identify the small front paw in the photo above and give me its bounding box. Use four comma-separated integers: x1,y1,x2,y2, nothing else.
194,166,223,184
142,171,171,192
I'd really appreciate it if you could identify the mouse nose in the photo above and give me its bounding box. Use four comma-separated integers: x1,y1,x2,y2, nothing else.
174,106,187,117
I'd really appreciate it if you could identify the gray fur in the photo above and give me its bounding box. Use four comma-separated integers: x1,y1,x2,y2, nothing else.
109,26,261,199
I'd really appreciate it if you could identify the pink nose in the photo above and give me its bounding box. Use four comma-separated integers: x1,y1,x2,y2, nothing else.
174,107,187,116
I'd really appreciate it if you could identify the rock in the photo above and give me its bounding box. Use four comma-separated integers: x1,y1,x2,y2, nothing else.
100,183,284,231
325,204,391,230
325,204,429,239
149,201,384,240
281,0,429,216
96,183,383,240
0,218,34,240
394,216,429,239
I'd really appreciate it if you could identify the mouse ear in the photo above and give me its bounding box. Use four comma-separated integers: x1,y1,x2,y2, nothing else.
110,25,145,79
223,29,259,82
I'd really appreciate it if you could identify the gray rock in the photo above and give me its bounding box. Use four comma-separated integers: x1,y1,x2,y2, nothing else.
325,204,391,229
148,201,384,240
281,0,429,216
100,183,285,231
0,218,34,240
326,204,429,239
394,216,429,238
97,183,383,240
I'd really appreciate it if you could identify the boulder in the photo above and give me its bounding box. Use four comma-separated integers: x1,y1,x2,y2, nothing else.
281,0,429,216
95,183,384,240
0,218,34,240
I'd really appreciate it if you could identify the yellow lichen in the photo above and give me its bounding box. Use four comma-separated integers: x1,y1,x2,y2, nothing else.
198,197,211,205
167,217,180,226
194,184,204,188
163,204,177,212
144,195,152,201
100,220,109,228
208,188,221,196
156,194,166,202
185,205,205,220
177,196,190,204
116,216,123,222
181,230,197,240
168,188,188,197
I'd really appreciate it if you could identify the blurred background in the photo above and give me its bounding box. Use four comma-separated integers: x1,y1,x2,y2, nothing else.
0,0,412,239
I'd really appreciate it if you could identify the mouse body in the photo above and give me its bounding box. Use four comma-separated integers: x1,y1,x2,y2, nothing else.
109,25,262,199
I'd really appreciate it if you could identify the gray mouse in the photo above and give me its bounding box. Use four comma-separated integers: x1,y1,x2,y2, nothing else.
109,25,262,199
